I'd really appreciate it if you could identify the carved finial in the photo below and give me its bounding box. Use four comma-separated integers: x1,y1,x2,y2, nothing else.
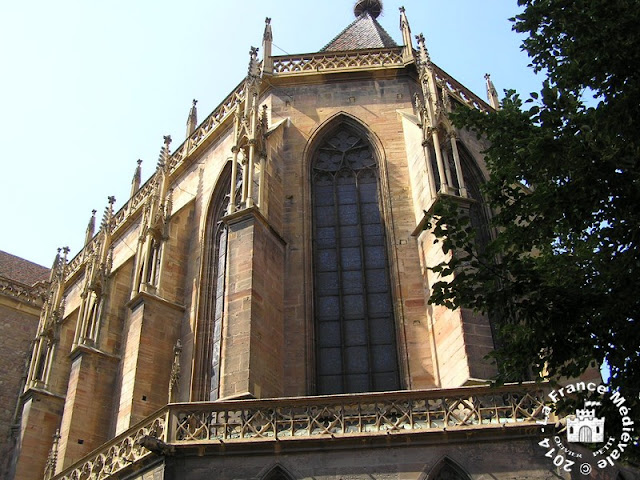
442,88,451,112
50,248,62,278
248,46,260,78
130,160,143,198
264,17,272,40
85,209,97,245
165,188,174,219
416,33,431,67
43,429,61,480
101,197,116,231
485,73,500,110
57,247,70,277
186,99,198,137
399,6,413,63
260,104,269,131
262,17,273,76
168,339,182,403
414,92,425,124
354,0,382,18
157,136,172,169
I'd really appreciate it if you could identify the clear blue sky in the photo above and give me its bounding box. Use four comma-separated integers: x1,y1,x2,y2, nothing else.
0,0,541,268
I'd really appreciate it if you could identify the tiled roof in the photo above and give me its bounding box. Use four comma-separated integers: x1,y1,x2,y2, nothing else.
321,12,398,52
0,250,50,285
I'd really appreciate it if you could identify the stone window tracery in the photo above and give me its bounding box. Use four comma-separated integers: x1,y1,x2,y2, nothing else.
312,125,400,394
145,237,162,287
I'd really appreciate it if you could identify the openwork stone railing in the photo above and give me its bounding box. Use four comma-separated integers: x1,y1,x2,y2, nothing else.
433,65,492,113
55,410,166,480
0,275,47,307
272,47,404,75
167,81,246,175
63,82,246,282
62,50,488,282
54,384,545,480
170,384,546,443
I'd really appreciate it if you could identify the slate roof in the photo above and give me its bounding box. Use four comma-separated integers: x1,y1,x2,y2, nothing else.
321,11,398,52
0,250,50,285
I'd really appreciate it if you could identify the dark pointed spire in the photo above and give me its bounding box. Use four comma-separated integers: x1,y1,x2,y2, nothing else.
354,0,382,19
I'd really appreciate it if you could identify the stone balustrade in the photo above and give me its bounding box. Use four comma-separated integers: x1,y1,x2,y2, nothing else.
53,383,547,480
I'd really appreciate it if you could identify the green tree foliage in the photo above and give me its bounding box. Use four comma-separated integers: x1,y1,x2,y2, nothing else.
426,0,640,457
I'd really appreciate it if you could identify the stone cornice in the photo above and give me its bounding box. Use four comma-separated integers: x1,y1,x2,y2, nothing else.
0,275,46,310
61,48,490,292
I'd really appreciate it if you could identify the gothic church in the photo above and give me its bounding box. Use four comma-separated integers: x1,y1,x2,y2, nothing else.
2,2,630,479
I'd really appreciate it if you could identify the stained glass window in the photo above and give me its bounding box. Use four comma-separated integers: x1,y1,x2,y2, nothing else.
312,126,400,394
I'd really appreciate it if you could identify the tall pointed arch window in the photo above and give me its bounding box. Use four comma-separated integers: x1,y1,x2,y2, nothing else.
312,125,400,394
198,164,241,400
459,145,491,253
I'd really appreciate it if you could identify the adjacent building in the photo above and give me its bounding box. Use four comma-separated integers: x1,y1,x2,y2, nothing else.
0,251,49,480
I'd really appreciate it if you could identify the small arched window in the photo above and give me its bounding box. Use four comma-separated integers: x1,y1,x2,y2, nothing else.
262,465,295,480
311,124,400,394
427,458,471,480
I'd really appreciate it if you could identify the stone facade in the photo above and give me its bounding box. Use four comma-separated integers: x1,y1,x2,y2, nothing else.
6,3,636,480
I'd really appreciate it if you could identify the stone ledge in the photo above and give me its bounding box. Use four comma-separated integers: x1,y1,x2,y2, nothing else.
69,343,121,362
223,206,286,247
127,290,186,313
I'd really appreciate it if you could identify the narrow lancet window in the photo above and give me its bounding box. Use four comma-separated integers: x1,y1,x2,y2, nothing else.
198,164,241,400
